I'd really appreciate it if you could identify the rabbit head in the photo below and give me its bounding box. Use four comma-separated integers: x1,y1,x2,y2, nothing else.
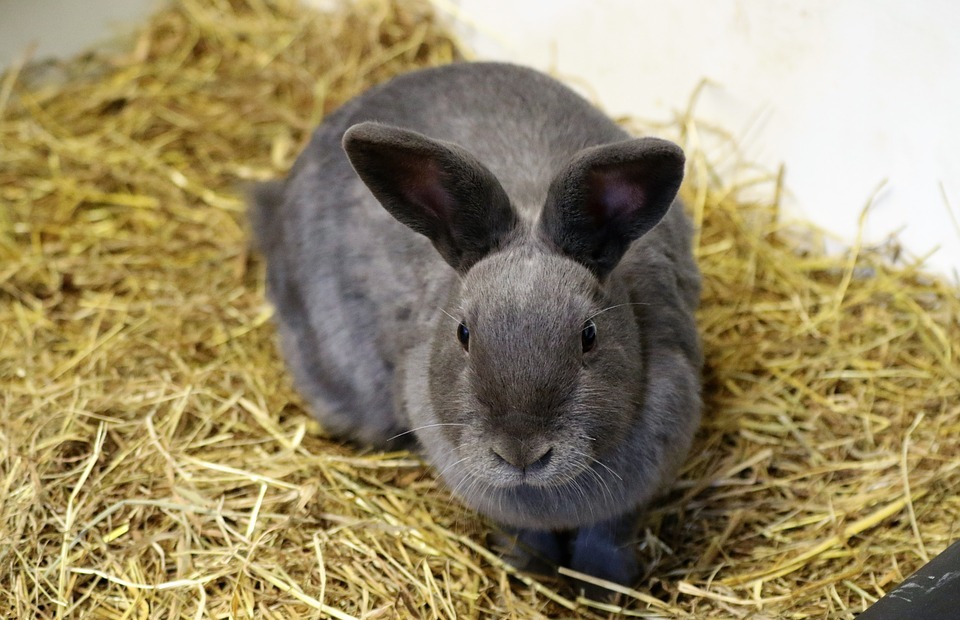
343,121,685,527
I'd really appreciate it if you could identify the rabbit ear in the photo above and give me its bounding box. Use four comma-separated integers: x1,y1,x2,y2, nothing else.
540,137,685,278
343,122,518,273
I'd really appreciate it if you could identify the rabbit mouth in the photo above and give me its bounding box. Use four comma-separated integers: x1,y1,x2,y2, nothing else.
480,468,559,491
447,458,631,530
488,456,555,489
476,446,595,491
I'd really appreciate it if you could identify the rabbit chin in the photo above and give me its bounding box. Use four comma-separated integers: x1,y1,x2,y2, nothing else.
442,462,636,530
429,445,638,530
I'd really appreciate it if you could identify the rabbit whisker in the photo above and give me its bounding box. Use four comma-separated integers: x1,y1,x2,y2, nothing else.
586,454,623,483
387,422,469,443
570,450,616,507
588,302,650,321
437,456,471,483
437,306,461,324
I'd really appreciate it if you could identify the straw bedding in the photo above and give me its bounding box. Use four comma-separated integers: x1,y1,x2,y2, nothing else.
1,0,958,617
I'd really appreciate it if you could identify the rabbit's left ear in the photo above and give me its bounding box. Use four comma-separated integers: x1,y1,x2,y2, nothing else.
343,122,519,274
539,137,685,279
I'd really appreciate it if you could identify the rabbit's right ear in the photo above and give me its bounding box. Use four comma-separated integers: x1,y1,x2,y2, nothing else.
540,137,685,279
343,122,518,273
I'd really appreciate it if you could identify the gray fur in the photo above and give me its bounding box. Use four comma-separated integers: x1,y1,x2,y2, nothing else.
250,62,702,592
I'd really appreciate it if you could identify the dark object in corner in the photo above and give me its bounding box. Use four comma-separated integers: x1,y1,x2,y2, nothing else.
857,539,960,620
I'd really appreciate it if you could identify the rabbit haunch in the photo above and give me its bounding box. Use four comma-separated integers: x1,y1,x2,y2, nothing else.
250,62,702,590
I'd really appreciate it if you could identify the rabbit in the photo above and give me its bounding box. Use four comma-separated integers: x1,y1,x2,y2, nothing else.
250,62,702,596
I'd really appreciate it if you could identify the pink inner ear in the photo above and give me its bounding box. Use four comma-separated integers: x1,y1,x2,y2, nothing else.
586,168,647,226
394,154,453,224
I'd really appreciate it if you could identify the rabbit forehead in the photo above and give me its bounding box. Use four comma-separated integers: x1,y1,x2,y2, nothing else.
460,250,599,344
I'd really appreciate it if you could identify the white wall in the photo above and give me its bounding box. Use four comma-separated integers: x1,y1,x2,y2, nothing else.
0,0,160,66
4,0,959,277
437,0,960,278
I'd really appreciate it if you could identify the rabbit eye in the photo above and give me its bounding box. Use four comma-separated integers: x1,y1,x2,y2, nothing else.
457,322,470,351
581,320,597,353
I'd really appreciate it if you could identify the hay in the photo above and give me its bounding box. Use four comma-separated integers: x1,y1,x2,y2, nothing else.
1,0,958,617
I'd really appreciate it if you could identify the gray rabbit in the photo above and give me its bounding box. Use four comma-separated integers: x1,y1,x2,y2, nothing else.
250,62,702,595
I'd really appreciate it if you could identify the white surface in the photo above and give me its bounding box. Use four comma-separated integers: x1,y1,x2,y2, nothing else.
0,0,160,66
436,0,960,277
4,0,959,277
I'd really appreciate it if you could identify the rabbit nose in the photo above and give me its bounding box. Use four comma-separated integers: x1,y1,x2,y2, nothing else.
491,443,553,473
